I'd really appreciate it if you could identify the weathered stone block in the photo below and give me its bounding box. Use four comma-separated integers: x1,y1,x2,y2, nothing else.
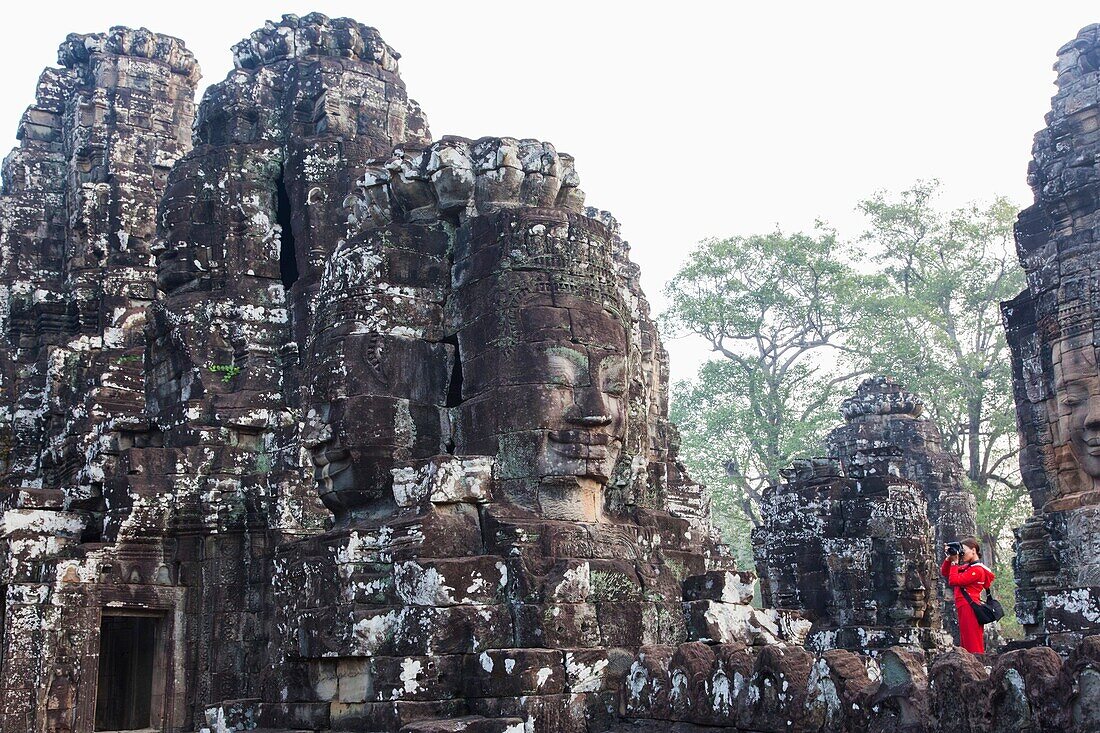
1043,586,1100,633
256,701,331,730
329,699,467,731
737,644,815,733
336,658,372,704
370,655,464,702
393,557,507,606
622,646,675,718
928,649,987,733
344,604,514,656
514,603,601,649
988,646,1071,733
400,717,524,733
682,570,756,605
683,600,783,646
465,649,566,697
563,649,612,693
467,694,589,733
391,455,494,507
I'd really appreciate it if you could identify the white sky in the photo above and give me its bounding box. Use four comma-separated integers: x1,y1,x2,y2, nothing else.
2,2,1096,382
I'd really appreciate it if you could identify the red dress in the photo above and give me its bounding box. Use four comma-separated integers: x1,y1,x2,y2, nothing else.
940,557,995,653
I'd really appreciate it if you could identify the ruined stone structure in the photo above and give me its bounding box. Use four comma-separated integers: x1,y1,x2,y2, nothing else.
831,378,979,567
0,27,200,732
753,378,954,652
834,377,979,637
1,11,1100,733
1006,23,1100,651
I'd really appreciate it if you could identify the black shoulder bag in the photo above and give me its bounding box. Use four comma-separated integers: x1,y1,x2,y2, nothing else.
965,584,1005,626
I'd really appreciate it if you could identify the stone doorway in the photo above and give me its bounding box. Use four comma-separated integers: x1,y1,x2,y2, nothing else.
94,612,164,731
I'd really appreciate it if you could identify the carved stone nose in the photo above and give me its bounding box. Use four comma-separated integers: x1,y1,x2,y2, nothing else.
1086,396,1100,427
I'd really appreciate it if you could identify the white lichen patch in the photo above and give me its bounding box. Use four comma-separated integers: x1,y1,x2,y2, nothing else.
394,561,457,605
351,610,398,655
398,657,423,697
1047,588,1100,625
565,652,609,693
391,455,495,507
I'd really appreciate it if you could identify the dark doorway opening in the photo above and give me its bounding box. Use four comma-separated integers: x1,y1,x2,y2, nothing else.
443,334,463,409
95,615,160,731
276,173,300,291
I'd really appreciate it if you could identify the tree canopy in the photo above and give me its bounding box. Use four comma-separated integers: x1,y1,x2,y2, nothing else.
663,230,869,559
665,181,1026,576
851,181,1025,564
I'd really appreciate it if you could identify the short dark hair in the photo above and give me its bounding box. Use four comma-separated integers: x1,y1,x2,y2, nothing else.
961,537,981,557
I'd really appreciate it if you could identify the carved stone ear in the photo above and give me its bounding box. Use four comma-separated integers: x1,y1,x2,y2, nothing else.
361,332,388,385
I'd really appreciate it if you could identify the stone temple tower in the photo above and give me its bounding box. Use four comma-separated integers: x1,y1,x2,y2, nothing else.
830,377,980,634
753,378,974,651
1006,22,1100,649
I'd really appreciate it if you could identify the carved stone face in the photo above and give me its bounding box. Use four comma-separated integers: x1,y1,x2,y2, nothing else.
452,211,630,519
498,310,629,485
1053,337,1100,485
838,506,934,628
303,230,451,523
157,164,216,293
157,147,284,294
893,531,933,626
893,567,928,620
893,565,930,624
454,288,629,520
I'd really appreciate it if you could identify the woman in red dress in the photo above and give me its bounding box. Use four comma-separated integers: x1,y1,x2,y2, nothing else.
940,537,995,654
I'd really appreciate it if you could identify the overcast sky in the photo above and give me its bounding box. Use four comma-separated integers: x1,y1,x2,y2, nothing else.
2,2,1097,381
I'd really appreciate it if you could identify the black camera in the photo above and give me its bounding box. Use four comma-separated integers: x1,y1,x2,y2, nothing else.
945,541,962,555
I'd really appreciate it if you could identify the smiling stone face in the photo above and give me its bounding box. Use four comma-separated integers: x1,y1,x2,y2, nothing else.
540,342,628,480
303,223,452,523
1053,337,1100,486
450,208,632,521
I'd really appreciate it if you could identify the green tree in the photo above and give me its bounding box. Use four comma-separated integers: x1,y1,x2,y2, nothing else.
852,180,1027,567
663,230,868,552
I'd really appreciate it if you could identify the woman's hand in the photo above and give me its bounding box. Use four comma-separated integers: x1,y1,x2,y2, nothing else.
944,545,958,564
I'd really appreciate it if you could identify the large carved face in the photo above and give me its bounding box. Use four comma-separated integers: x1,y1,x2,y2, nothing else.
301,346,441,519
826,495,933,629
882,547,931,625
157,147,283,294
539,335,629,480
1052,337,1100,485
453,211,630,519
881,500,935,626
303,228,451,522
483,301,629,482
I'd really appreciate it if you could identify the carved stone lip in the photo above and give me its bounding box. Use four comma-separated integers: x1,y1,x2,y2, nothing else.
547,430,611,459
310,447,351,474
314,461,351,487
548,429,611,445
